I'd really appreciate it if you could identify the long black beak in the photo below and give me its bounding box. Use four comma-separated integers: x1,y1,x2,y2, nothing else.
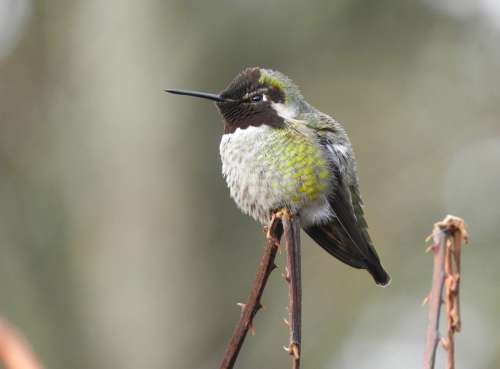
165,89,227,103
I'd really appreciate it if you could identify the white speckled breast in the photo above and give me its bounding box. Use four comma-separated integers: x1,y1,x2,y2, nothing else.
219,125,333,226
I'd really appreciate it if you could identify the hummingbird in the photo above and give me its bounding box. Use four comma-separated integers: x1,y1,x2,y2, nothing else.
166,67,390,286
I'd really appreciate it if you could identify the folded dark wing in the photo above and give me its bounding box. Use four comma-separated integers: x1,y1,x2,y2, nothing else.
303,139,389,285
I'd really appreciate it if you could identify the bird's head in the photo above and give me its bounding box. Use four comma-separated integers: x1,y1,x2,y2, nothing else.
166,67,307,133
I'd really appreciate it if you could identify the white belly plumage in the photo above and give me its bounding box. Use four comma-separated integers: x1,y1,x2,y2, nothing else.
219,125,333,226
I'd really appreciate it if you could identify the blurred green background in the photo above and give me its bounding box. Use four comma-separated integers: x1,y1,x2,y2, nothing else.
1,1,499,368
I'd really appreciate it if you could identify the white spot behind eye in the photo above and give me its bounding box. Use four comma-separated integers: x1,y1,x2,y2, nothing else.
262,94,268,102
271,102,297,119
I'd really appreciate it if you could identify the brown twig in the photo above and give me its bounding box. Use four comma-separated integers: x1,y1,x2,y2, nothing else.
0,318,44,369
282,210,301,369
218,212,283,369
422,215,469,369
422,226,446,369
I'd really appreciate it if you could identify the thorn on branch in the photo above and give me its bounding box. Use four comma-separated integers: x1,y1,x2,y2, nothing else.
441,337,449,350
282,267,291,282
284,343,300,360
236,302,245,311
291,343,300,360
422,296,429,306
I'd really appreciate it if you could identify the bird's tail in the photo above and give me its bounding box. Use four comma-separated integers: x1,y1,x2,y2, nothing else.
304,222,390,287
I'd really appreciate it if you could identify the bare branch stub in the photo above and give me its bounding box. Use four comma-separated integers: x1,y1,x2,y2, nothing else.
422,215,469,369
218,212,283,369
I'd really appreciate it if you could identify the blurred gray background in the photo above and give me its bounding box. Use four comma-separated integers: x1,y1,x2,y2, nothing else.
1,1,499,368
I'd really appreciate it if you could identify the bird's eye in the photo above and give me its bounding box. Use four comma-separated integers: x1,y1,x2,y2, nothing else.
250,94,263,102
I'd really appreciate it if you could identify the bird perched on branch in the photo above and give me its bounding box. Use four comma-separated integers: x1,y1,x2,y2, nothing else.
166,67,390,286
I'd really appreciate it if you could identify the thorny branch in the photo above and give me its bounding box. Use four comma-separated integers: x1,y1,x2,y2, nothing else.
423,215,469,369
218,212,283,369
282,210,302,369
0,318,44,369
218,209,303,369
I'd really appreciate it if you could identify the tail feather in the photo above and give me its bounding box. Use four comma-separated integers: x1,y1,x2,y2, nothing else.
366,260,391,286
